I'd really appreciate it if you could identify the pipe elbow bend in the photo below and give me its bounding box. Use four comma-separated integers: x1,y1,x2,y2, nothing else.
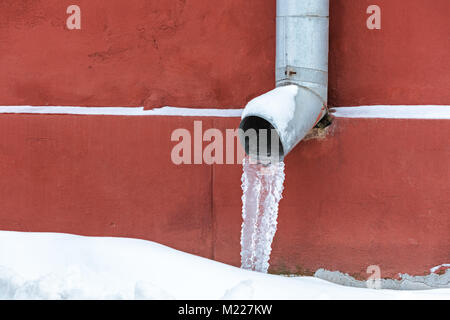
239,84,327,162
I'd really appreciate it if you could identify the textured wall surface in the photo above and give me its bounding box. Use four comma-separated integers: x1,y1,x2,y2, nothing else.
0,0,448,108
0,0,449,278
328,0,450,106
0,115,448,278
0,0,275,108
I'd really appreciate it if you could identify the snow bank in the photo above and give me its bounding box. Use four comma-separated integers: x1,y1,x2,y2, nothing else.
0,231,449,300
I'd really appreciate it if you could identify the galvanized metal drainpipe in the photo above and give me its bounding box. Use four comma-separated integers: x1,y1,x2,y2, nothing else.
239,0,329,161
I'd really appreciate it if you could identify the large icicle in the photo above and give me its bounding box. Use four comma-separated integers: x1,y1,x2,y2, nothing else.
240,157,285,273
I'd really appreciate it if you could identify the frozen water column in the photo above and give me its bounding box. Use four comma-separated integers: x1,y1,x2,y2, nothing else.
239,0,329,161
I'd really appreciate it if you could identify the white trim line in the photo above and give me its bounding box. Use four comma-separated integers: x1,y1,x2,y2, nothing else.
331,105,450,119
0,106,243,117
0,105,449,119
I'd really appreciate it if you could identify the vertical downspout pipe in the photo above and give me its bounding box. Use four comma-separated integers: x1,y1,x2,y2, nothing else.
239,0,329,162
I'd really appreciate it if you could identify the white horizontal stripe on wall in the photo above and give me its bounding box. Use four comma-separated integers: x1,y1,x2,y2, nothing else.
0,105,449,119
0,106,243,117
330,105,450,119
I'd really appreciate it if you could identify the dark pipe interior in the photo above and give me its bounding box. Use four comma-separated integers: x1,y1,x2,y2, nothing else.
239,116,284,162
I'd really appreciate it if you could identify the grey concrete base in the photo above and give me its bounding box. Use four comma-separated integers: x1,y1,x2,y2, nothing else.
314,268,450,290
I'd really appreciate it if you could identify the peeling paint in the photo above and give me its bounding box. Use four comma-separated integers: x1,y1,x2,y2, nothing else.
430,264,450,273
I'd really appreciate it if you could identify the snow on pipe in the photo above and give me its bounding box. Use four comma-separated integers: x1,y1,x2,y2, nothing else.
239,0,329,162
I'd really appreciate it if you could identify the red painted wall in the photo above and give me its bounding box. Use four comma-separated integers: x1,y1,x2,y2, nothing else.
0,1,449,278
328,0,450,106
0,0,448,107
214,117,450,278
0,115,448,278
0,0,275,108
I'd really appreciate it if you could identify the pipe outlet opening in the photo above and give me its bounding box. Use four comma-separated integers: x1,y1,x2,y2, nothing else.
239,116,284,164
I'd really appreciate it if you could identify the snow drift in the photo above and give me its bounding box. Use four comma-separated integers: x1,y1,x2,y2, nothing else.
0,231,449,300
